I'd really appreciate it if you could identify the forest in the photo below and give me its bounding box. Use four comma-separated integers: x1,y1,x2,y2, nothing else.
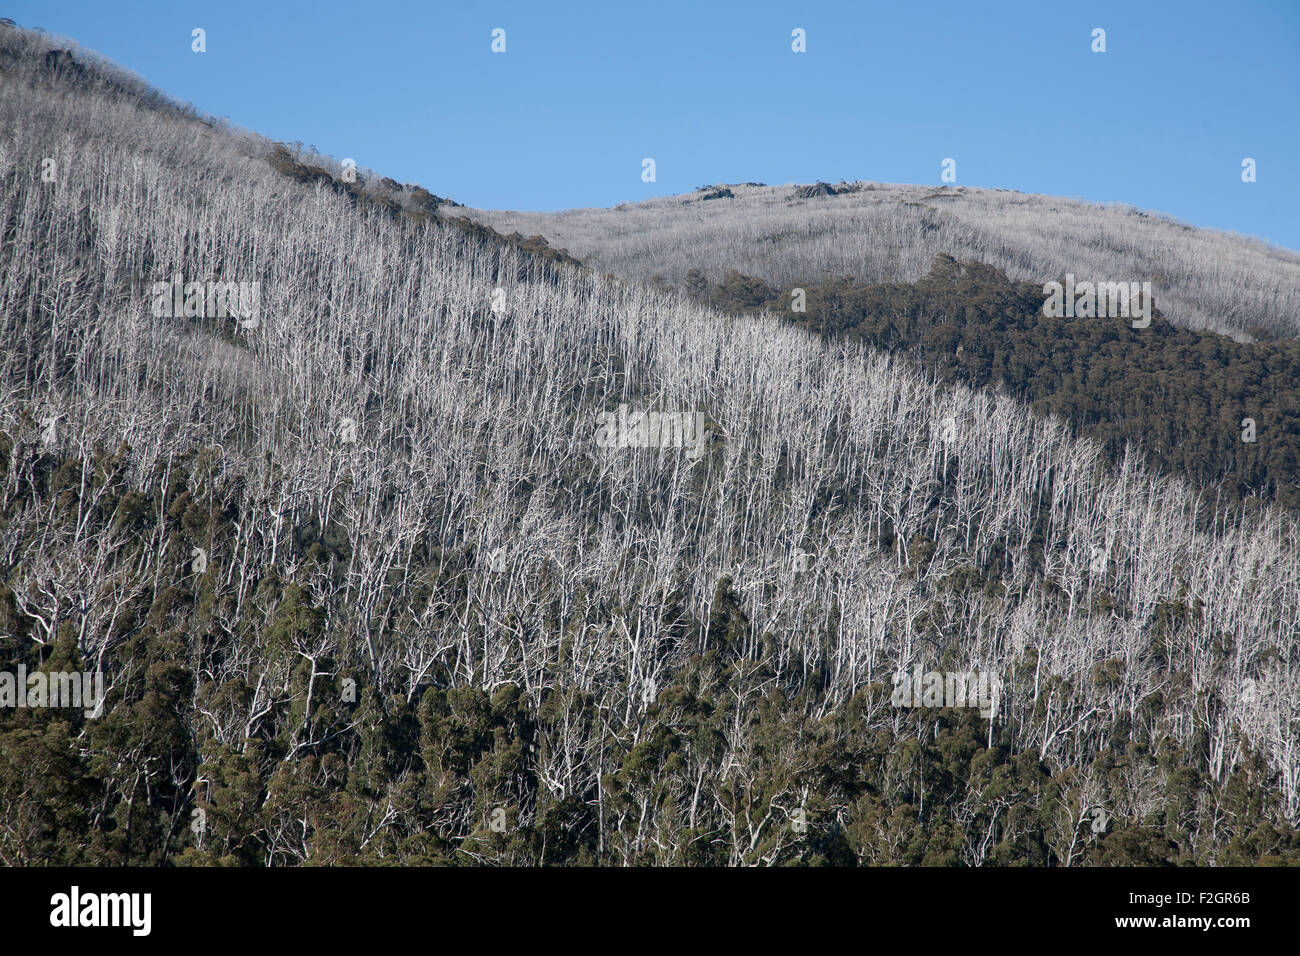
1,22,1298,867
692,258,1300,512
456,179,1300,342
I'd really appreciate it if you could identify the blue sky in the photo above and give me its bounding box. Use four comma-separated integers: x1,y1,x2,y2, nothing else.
11,0,1300,250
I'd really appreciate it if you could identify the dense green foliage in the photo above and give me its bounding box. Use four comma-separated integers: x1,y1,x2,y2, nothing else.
689,255,1300,511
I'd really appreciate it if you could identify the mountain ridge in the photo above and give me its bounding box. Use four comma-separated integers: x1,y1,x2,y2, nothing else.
451,179,1300,343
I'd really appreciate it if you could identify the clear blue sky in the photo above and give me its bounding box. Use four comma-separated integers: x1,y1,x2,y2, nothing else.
11,0,1300,250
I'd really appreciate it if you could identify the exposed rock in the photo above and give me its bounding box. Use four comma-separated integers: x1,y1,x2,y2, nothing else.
792,181,860,199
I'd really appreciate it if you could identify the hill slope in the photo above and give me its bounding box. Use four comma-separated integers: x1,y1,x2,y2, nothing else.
451,181,1300,342
2,25,1299,865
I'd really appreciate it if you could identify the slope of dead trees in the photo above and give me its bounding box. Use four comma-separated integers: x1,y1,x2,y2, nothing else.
0,24,1298,864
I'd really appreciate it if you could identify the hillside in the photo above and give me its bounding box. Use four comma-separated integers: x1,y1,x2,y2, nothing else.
458,185,1300,512
451,181,1300,342
691,257,1300,512
2,24,1299,866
